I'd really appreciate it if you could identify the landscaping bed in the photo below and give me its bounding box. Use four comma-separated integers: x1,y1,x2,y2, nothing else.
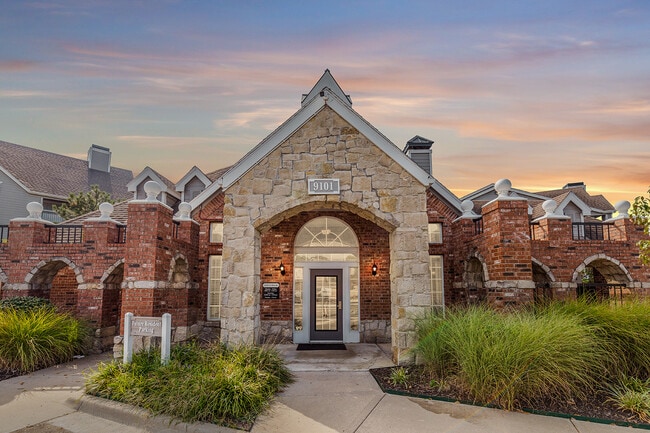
84,342,292,430
387,301,650,429
371,365,650,428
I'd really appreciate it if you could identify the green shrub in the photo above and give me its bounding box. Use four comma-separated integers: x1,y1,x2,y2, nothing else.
389,366,410,387
0,296,54,312
546,300,650,378
414,305,604,410
0,308,89,372
608,376,650,422
85,342,292,426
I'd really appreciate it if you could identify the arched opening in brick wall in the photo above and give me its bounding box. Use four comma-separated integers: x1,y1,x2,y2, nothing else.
464,257,487,305
532,261,553,304
101,261,124,336
28,260,79,315
575,257,633,303
170,256,190,285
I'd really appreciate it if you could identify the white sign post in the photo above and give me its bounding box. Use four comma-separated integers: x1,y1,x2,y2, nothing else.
123,312,172,365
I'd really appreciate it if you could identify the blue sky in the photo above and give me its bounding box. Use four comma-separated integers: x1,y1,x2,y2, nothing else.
1,0,649,203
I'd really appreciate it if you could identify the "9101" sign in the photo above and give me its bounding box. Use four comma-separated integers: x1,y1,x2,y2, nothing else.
308,178,340,195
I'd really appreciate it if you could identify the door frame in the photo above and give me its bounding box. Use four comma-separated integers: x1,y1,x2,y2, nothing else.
292,262,360,344
310,269,343,341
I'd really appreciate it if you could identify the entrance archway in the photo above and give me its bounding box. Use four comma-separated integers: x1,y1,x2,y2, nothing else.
292,216,360,343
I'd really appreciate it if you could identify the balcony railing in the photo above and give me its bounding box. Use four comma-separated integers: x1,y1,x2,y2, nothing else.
172,220,180,238
0,225,8,243
47,225,83,243
572,222,614,241
473,218,484,235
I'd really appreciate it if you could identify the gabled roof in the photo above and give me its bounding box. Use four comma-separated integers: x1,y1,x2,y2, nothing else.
530,191,592,219
461,183,549,202
301,69,352,107
175,166,211,192
127,166,180,198
535,186,615,213
0,140,132,200
190,71,462,213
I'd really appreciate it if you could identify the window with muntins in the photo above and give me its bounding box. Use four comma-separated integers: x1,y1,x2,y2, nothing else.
428,223,442,243
209,222,223,243
430,255,444,309
208,255,222,320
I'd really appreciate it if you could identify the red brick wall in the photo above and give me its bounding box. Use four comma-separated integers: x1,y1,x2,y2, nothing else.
193,192,225,321
258,210,391,322
50,266,77,314
427,190,462,305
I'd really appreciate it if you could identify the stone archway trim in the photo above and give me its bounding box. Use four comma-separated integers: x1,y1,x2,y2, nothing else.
25,257,84,285
100,258,125,286
572,254,633,284
531,257,557,282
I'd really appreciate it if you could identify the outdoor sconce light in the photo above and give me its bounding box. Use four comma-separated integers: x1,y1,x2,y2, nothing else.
279,262,286,276
372,262,378,276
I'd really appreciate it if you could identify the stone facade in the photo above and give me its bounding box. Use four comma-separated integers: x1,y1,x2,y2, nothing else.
220,106,431,363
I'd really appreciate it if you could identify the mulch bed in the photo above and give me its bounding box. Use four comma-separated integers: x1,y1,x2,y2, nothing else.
0,368,20,382
370,365,650,429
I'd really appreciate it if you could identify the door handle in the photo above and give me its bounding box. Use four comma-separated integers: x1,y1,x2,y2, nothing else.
338,301,342,310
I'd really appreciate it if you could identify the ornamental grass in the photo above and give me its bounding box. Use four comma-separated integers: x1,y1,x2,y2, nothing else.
85,342,292,427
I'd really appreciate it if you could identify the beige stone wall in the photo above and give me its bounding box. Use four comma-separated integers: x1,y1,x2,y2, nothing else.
220,106,431,363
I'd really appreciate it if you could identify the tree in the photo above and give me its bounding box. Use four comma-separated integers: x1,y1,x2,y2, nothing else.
53,185,115,220
630,186,650,266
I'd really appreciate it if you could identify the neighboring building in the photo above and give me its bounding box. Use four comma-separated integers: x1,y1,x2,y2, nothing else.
0,71,648,363
0,141,133,224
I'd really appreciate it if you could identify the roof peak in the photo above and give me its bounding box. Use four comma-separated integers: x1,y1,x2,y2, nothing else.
301,69,352,107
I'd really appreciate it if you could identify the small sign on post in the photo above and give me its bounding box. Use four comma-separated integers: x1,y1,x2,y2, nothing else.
123,312,172,365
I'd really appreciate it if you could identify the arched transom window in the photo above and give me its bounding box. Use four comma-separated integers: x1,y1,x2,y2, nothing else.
294,217,358,262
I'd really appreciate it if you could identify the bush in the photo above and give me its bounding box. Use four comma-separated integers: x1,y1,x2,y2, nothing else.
415,305,605,410
0,308,89,372
608,376,650,422
85,342,292,426
546,300,650,378
0,296,54,312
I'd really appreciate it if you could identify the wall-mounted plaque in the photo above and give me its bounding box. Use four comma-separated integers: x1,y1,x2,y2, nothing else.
308,178,340,195
262,282,281,299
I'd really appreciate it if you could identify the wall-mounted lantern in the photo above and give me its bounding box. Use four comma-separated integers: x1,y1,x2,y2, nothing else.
372,262,378,276
279,262,286,276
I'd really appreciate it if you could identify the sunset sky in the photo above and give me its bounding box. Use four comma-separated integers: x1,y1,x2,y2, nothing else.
1,1,649,204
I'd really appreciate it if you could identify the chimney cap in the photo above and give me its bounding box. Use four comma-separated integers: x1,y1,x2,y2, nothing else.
404,135,433,152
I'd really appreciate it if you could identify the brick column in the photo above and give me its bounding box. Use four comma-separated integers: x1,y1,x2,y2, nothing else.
3,219,50,296
481,196,534,308
120,200,175,327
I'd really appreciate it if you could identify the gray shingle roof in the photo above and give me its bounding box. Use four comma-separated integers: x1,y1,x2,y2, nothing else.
0,140,133,200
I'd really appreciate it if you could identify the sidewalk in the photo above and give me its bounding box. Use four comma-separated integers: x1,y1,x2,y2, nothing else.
0,345,642,433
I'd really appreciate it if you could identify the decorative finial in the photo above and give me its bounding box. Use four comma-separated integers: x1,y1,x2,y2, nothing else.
26,202,43,219
144,181,162,202
494,179,512,199
98,202,114,220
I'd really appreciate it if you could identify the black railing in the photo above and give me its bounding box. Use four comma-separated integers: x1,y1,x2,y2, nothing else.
172,220,180,238
577,283,626,305
473,218,484,235
0,225,9,243
114,225,127,243
47,225,83,243
572,222,613,240
529,222,540,240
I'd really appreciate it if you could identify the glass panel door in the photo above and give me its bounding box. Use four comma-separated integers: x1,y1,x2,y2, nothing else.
310,269,343,341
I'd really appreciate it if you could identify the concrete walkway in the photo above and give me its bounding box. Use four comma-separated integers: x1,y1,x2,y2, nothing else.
0,344,642,433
